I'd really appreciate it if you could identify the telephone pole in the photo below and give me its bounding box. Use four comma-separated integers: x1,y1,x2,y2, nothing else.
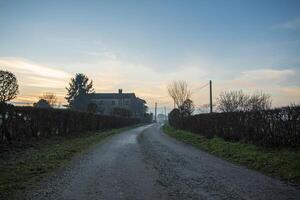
209,80,213,113
154,102,157,122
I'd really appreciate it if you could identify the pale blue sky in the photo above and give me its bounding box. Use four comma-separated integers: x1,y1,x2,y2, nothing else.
0,0,299,111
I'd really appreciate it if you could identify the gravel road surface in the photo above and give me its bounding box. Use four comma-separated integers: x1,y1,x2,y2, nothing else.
26,124,300,200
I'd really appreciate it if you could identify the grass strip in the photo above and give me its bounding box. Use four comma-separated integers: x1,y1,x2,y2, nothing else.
163,124,300,185
0,125,138,200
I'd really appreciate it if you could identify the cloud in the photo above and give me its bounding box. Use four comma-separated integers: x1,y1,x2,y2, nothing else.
25,76,69,88
0,57,71,88
0,57,70,79
221,68,297,91
0,57,71,103
208,68,300,107
274,17,300,30
271,86,300,106
2,55,298,108
73,51,210,108
82,50,300,108
239,69,295,81
86,51,117,60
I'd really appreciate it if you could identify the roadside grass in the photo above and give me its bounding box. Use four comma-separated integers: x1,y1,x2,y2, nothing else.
0,125,138,200
163,124,300,185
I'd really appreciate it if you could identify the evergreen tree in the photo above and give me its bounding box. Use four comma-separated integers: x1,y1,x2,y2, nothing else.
65,73,94,108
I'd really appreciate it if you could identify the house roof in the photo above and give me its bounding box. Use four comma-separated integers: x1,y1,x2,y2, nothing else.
136,97,146,104
88,93,136,99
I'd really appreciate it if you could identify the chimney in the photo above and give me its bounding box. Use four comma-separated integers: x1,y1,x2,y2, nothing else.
118,89,123,94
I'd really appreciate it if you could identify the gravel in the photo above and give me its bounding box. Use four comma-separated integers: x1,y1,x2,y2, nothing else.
26,124,300,200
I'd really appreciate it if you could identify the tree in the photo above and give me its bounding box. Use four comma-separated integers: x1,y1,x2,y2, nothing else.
168,108,181,128
179,99,195,116
0,70,19,103
39,92,58,107
65,73,94,108
168,80,191,108
33,99,51,108
217,90,272,112
0,70,19,142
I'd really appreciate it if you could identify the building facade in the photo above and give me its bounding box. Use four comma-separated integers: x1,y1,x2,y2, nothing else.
76,89,147,118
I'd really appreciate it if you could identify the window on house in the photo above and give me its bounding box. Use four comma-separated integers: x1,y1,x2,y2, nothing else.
112,100,115,105
99,100,104,105
125,101,129,105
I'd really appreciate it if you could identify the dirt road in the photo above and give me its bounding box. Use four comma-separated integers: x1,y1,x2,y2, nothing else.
27,124,300,200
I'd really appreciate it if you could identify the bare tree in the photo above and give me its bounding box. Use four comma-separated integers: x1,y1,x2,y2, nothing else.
168,80,191,108
39,92,58,107
217,90,272,112
0,70,19,103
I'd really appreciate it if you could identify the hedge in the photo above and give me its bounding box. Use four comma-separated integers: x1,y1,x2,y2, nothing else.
169,106,300,148
0,105,140,142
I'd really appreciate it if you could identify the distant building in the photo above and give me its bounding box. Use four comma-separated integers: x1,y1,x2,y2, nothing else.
73,89,147,118
157,113,167,123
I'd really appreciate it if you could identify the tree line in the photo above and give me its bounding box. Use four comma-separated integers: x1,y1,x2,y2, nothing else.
167,80,276,115
0,70,143,143
0,69,151,119
0,70,95,109
167,80,299,148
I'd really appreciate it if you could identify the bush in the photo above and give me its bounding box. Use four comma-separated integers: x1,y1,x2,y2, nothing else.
168,106,300,148
0,105,140,142
168,108,181,128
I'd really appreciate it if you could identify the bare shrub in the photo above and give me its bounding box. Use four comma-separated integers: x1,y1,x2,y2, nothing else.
39,92,58,108
217,90,272,112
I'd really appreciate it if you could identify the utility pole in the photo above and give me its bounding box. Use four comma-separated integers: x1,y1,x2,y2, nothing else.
209,80,213,113
164,106,167,121
154,102,157,122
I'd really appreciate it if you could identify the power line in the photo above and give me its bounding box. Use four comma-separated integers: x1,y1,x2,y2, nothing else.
194,83,209,91
164,82,210,109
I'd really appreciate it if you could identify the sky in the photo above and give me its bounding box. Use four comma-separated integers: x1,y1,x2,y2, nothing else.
0,0,300,113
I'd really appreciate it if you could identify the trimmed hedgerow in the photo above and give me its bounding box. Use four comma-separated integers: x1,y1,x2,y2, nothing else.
0,105,140,142
169,106,300,148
